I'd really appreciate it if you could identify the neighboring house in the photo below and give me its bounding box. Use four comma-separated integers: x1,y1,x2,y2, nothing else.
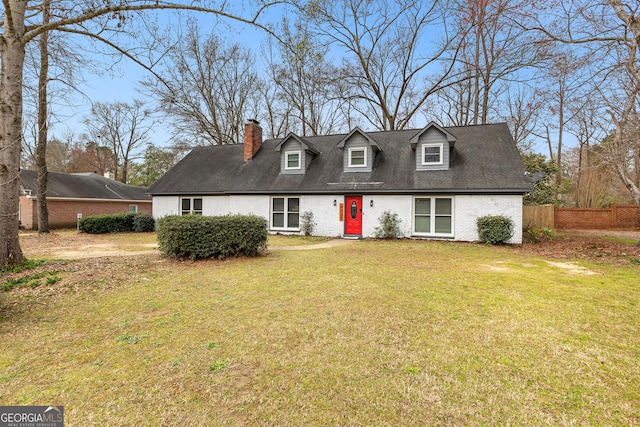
149,120,532,243
19,170,152,230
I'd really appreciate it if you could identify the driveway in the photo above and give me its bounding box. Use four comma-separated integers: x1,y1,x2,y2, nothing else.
18,232,355,260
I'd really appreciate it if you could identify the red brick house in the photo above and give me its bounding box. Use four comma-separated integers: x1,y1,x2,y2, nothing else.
19,170,152,230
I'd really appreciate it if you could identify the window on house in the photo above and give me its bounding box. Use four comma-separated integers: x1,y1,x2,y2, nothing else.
181,197,203,215
285,151,301,170
348,148,367,167
272,196,300,229
129,205,138,213
414,197,453,236
422,143,443,165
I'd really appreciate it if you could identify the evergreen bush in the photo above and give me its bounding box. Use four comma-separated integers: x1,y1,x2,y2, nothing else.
477,215,514,245
79,212,135,234
156,214,268,260
79,212,155,234
132,213,156,232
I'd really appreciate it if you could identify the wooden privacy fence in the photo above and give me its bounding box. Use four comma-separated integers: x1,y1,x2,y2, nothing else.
523,205,554,229
523,204,640,230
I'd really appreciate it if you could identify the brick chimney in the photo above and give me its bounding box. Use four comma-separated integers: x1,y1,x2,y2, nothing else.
244,119,262,162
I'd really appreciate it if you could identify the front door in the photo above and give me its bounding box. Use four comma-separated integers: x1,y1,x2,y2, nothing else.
344,196,363,236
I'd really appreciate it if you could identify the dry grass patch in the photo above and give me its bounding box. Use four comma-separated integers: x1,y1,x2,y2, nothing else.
267,234,332,247
1,239,639,425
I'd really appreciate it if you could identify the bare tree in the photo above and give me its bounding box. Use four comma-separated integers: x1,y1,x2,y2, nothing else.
500,83,545,153
21,2,91,233
304,0,466,131
0,1,280,266
441,0,543,126
526,1,640,210
82,100,154,183
142,24,260,146
534,49,591,197
34,0,51,233
565,97,608,207
265,19,345,136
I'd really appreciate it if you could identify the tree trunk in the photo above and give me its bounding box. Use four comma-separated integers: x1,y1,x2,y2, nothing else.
36,0,51,233
0,1,27,266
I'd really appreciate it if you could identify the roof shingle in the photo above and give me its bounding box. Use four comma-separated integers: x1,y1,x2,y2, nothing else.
19,170,151,200
148,123,532,195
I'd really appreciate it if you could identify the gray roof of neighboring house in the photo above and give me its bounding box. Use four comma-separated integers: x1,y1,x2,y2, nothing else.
19,170,151,201
148,123,533,196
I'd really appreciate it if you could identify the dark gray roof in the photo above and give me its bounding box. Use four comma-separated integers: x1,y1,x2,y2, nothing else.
148,123,532,196
19,170,151,201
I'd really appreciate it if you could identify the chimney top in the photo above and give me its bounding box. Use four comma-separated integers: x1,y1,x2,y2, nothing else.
244,120,263,162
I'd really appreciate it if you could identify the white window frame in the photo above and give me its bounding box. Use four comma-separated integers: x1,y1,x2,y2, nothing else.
285,151,302,170
129,205,138,213
421,143,443,165
412,196,454,237
180,197,203,215
270,196,300,231
348,147,367,168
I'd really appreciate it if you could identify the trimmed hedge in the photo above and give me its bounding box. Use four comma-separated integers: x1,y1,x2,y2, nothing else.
79,212,155,234
156,214,268,260
133,213,156,232
477,215,514,245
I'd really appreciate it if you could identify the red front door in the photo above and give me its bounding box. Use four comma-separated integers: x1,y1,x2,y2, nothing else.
344,196,363,235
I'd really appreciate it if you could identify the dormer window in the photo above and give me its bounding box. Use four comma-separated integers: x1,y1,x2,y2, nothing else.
338,127,382,173
348,148,367,167
275,133,319,175
422,143,443,165
285,151,302,170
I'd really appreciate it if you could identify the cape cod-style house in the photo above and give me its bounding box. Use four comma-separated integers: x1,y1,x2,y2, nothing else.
148,120,532,243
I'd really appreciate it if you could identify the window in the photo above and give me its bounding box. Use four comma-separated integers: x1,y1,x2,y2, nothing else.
272,197,299,229
348,147,367,167
129,205,138,213
285,151,301,170
422,143,443,165
414,197,453,236
181,197,203,215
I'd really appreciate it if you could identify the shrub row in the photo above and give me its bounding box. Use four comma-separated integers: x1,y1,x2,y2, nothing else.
156,214,268,260
79,212,156,234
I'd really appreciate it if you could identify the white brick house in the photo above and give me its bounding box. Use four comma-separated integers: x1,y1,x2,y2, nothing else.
149,120,532,243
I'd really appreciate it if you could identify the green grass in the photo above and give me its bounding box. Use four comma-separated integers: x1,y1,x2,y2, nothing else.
1,270,61,292
1,239,639,425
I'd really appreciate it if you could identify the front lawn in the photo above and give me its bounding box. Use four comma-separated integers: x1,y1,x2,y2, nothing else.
1,238,639,425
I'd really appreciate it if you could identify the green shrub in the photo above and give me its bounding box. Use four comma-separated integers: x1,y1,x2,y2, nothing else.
79,212,135,234
156,214,268,260
374,211,402,239
79,212,155,234
477,215,514,245
132,213,156,232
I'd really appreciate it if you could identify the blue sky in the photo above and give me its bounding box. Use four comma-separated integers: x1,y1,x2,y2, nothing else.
47,5,283,148
42,3,558,155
